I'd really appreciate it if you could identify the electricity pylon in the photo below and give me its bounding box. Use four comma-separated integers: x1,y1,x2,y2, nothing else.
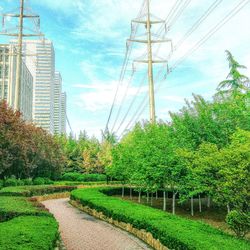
129,0,172,123
0,0,43,110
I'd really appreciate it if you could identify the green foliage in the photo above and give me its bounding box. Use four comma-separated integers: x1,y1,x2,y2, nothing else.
0,101,64,180
0,185,76,197
226,210,250,238
0,216,58,250
3,178,18,187
33,177,45,185
0,196,49,222
71,188,250,250
217,50,249,93
61,172,106,182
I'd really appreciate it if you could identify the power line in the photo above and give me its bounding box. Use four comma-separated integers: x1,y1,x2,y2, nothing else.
118,0,250,139
104,0,147,132
175,0,223,50
112,1,186,133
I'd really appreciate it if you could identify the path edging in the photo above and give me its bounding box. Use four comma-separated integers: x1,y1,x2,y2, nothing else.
70,199,168,250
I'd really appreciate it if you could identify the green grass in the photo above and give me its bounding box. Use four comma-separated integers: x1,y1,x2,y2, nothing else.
71,187,250,250
0,216,58,250
0,196,49,222
0,185,76,197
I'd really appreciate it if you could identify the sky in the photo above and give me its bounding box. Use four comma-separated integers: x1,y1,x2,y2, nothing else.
0,0,250,139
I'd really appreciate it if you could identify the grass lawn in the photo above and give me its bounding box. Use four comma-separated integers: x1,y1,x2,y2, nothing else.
0,216,58,250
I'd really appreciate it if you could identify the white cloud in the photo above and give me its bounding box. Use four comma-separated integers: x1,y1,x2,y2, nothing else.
74,81,147,112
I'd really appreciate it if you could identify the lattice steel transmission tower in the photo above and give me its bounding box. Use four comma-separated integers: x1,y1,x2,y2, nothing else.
0,0,43,110
129,0,172,123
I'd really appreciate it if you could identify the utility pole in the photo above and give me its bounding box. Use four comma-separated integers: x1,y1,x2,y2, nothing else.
146,0,156,123
129,0,172,123
14,0,24,110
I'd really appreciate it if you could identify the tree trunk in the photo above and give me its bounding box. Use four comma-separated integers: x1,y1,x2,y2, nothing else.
151,193,153,206
138,190,141,203
156,190,158,200
191,196,194,216
122,186,124,198
172,192,177,215
198,194,202,213
163,191,166,211
207,196,211,208
147,191,149,203
227,204,231,214
130,187,132,199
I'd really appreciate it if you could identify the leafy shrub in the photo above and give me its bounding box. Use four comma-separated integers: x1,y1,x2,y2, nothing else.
43,177,54,185
23,178,33,185
0,180,3,189
33,177,45,185
4,178,17,187
226,210,250,238
16,179,25,186
0,216,58,250
62,172,106,182
71,188,250,250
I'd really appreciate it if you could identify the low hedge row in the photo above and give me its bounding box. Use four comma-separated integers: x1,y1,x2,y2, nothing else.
0,186,62,249
71,187,250,250
0,216,58,250
0,185,76,197
0,196,49,222
61,172,106,182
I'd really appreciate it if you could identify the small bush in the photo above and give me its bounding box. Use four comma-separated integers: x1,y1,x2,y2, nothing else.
16,179,25,186
4,178,17,187
33,177,45,185
43,178,54,185
226,210,250,238
23,178,33,186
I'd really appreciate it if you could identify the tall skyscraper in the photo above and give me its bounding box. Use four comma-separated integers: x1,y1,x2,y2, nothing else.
0,44,33,121
61,92,67,134
21,39,55,133
54,71,62,134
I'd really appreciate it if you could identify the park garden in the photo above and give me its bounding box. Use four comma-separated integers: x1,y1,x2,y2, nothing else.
0,51,249,249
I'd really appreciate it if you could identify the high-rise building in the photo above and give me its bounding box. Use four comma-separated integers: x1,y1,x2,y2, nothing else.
0,44,33,121
54,71,62,134
61,92,67,134
21,39,55,133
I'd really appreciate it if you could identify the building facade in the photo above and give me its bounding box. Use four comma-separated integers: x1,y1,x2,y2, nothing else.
54,71,62,134
21,39,55,133
61,92,67,134
0,44,33,121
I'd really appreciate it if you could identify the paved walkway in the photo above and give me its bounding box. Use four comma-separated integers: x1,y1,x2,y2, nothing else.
42,198,151,250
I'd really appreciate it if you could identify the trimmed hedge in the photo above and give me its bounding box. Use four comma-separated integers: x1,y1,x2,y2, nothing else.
0,185,76,197
71,188,250,250
0,196,49,222
0,216,58,250
61,172,106,182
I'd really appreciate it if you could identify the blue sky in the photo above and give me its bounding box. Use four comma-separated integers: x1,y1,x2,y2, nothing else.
1,0,250,139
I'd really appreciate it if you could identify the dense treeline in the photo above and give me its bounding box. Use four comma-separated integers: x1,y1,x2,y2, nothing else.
108,51,250,238
0,102,64,179
55,131,113,174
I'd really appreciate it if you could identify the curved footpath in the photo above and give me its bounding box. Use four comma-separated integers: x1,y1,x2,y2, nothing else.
42,198,151,250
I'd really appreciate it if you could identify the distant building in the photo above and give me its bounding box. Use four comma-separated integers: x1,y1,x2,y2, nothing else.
61,92,67,134
21,39,55,133
0,44,33,121
54,71,62,134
